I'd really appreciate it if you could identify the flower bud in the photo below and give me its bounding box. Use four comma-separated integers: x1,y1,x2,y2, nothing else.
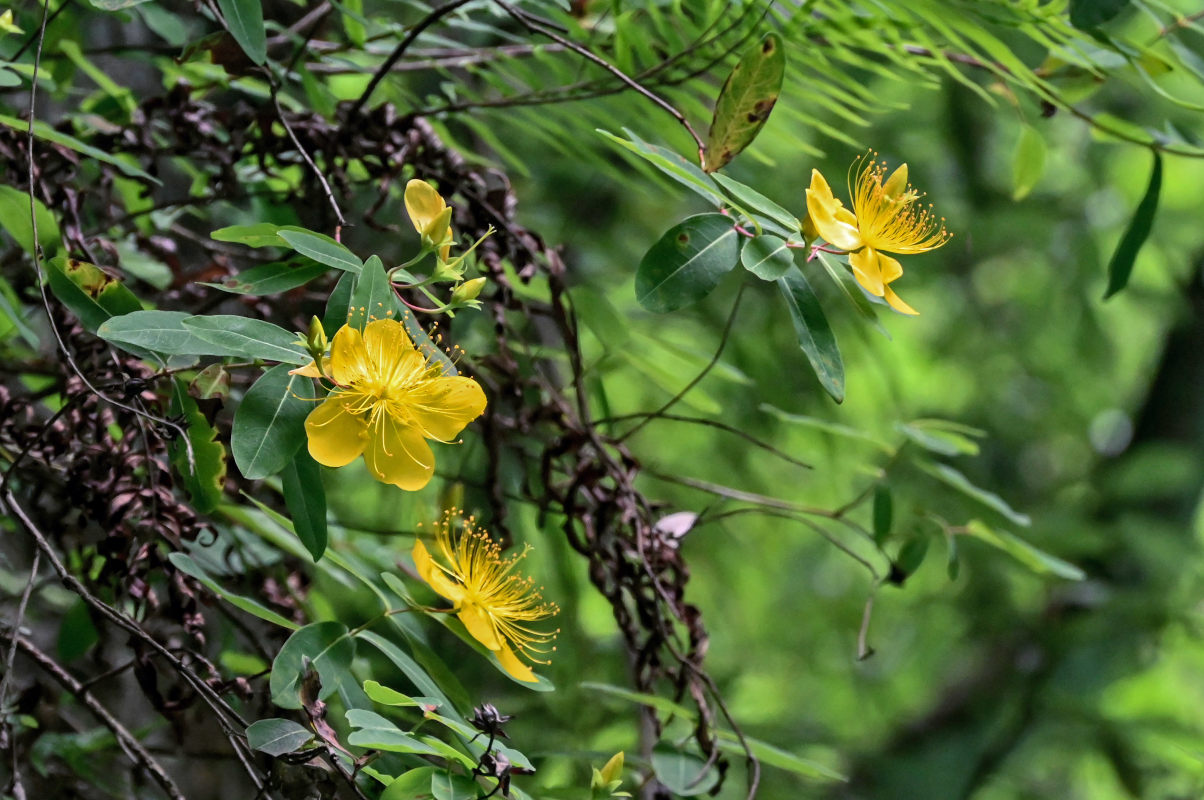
450,277,486,305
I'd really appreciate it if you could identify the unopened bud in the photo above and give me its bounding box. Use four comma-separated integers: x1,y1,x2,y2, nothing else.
450,277,486,305
307,316,328,354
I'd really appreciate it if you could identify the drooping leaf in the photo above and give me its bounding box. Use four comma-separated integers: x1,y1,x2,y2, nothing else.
347,255,402,330
635,214,739,312
896,534,930,577
57,599,99,663
1103,152,1161,299
1012,125,1046,200
873,485,892,545
245,718,313,756
211,223,285,248
44,256,142,334
740,234,795,280
269,621,355,709
711,172,800,234
281,450,327,561
777,268,844,403
168,553,298,629
182,316,310,365
277,227,363,274
323,270,356,335
963,520,1086,580
712,732,846,781
704,33,786,172
0,114,159,183
597,128,726,206
231,364,311,480
169,378,227,514
200,260,330,295
917,462,1031,526
651,746,720,796
1069,0,1129,30
216,0,266,64
98,310,227,358
0,184,60,256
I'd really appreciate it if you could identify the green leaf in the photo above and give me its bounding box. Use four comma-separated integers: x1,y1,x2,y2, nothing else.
917,462,1031,526
362,680,424,707
1069,0,1129,29
211,223,285,248
1103,152,1161,300
345,710,447,756
0,67,22,88
651,747,720,796
704,33,785,172
169,378,227,513
1012,125,1046,200
710,173,799,233
381,767,439,800
897,421,981,456
245,718,313,756
98,310,227,357
277,227,363,274
45,256,142,334
0,184,60,256
282,450,327,561
815,252,891,341
269,621,355,709
216,0,266,64
231,364,311,480
777,268,844,403
348,255,402,330
355,630,457,713
323,270,356,335
201,260,330,295
580,682,698,721
963,520,1086,581
713,732,846,782
597,129,726,207
182,316,310,364
635,214,739,312
57,599,99,663
740,235,795,280
0,114,159,184
192,364,231,399
430,771,481,800
88,0,151,9
895,534,930,577
168,553,298,629
872,485,892,545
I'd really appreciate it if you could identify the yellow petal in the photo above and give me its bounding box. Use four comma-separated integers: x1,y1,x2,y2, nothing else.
495,643,537,683
884,285,919,316
805,170,862,252
362,318,417,373
849,247,886,297
404,180,447,238
305,397,369,467
364,415,435,490
289,359,324,379
412,540,467,604
329,324,370,386
459,603,503,651
878,252,904,285
408,376,487,442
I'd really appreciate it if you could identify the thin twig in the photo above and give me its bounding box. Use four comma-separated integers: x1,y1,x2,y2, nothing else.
0,551,40,718
269,82,346,229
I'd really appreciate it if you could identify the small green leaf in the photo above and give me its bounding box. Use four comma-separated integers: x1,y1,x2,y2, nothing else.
169,378,227,513
216,0,266,64
710,172,799,233
362,680,422,707
211,223,285,248
652,747,720,796
57,599,99,663
1069,0,1129,29
0,184,60,256
277,227,363,274
281,450,327,561
0,67,22,88
269,621,355,709
897,421,981,456
348,255,402,330
777,268,844,403
98,310,227,358
1012,125,1046,200
345,710,446,756
704,33,785,173
635,214,739,312
1103,152,1161,299
740,235,795,280
381,767,439,800
168,553,298,629
182,316,310,364
963,520,1085,580
245,718,313,756
895,534,929,577
918,462,1031,526
231,364,311,480
201,260,330,295
355,630,457,713
872,485,892,545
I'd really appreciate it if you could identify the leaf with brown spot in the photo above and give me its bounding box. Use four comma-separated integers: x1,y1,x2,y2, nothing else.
703,33,785,173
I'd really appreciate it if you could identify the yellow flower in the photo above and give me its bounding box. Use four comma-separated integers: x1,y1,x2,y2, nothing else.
301,318,486,490
405,179,453,263
412,512,558,683
805,154,950,316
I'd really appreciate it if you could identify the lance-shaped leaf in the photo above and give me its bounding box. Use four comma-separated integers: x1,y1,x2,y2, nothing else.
231,364,311,480
277,227,362,274
281,450,327,562
777,268,844,403
201,260,330,295
0,185,60,257
99,310,227,357
182,316,310,364
1103,152,1161,299
269,621,355,709
704,33,785,173
245,719,313,756
216,0,266,64
347,255,402,330
636,214,739,312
